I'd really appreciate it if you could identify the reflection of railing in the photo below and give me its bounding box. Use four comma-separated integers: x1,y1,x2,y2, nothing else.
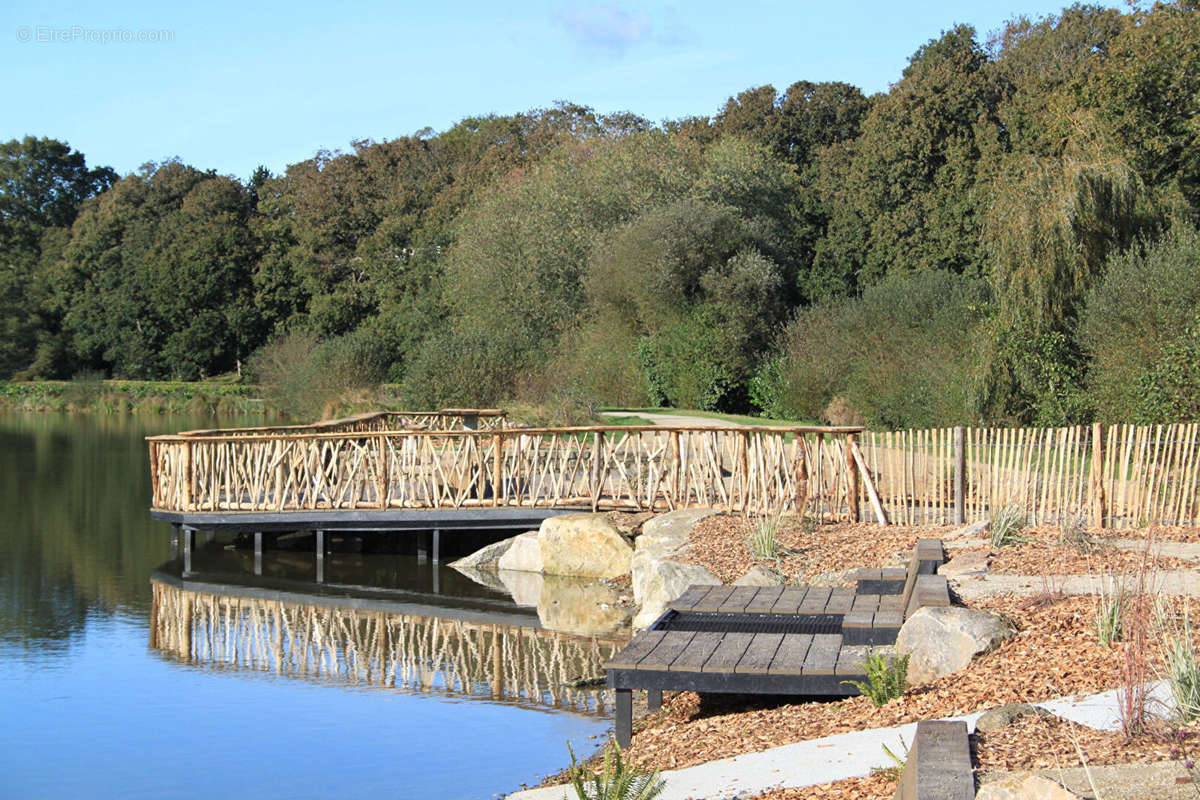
150,579,624,714
147,425,866,518
177,409,507,437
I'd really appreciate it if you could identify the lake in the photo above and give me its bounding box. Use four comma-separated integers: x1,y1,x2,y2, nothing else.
0,413,613,799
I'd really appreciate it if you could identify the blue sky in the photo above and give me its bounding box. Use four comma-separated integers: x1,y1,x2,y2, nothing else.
4,0,1121,181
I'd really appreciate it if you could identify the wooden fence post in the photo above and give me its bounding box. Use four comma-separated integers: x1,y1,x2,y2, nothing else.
1091,421,1106,529
492,432,503,507
953,426,965,525
182,440,194,511
846,433,860,522
590,430,604,511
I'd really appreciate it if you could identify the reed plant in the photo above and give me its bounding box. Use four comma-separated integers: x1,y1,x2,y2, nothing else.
1094,574,1127,647
746,516,780,561
990,504,1030,548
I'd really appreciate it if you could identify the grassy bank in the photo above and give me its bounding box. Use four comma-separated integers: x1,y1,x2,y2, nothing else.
0,380,265,415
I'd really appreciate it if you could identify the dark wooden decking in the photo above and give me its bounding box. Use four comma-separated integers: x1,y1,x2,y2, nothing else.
605,539,949,746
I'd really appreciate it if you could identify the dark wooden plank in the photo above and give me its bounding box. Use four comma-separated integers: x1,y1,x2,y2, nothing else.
767,633,813,675
606,630,666,669
668,631,724,672
668,585,717,611
735,632,785,674
744,585,784,613
639,630,697,671
801,634,842,675
799,586,833,614
693,585,736,612
826,586,855,614
700,632,754,673
770,586,809,614
719,585,762,613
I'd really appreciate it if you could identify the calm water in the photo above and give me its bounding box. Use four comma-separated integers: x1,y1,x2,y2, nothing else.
0,413,610,799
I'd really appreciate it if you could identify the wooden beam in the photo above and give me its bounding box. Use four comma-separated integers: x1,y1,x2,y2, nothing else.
850,441,888,526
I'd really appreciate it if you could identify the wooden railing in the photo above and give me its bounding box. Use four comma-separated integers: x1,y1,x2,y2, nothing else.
150,580,623,713
147,424,867,517
177,409,507,437
858,423,1200,529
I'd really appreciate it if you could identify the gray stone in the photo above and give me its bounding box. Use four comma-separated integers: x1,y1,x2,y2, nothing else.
808,568,857,587
895,606,1015,684
975,774,1081,800
939,550,990,578
632,558,720,629
450,564,508,593
637,508,719,556
497,531,543,573
974,703,1053,733
449,535,518,569
734,565,784,586
536,575,630,637
538,513,633,579
947,519,990,539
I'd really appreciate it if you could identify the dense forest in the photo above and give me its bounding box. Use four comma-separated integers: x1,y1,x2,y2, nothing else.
2,3,1198,428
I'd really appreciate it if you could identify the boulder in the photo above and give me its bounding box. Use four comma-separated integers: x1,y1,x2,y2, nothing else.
497,568,544,607
632,558,720,629
735,565,784,586
536,575,630,637
538,513,633,579
948,519,990,540
450,564,509,593
976,775,1081,800
449,535,518,569
895,606,1015,684
939,550,990,579
497,531,543,573
637,508,719,556
975,703,1053,733
808,568,857,586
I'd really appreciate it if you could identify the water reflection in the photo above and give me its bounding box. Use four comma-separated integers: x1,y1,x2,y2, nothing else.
151,551,628,715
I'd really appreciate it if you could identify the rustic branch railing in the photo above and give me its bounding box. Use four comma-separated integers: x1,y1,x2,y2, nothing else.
147,425,866,518
177,409,507,437
150,580,622,713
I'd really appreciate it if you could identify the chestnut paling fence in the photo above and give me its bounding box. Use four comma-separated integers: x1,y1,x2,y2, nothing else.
150,580,624,714
147,424,867,518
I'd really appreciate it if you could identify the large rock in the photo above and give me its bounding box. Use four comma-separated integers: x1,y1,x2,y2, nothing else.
632,558,720,629
895,606,1014,684
976,775,1081,800
975,703,1053,733
538,513,633,579
449,535,518,569
734,565,784,586
536,576,629,636
497,531,543,573
939,550,990,579
637,508,719,556
497,568,544,607
451,564,509,593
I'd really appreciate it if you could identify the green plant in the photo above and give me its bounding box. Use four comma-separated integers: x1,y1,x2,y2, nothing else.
568,741,665,800
1160,606,1200,722
842,650,909,707
746,516,780,561
1095,574,1127,647
990,505,1029,548
870,736,910,780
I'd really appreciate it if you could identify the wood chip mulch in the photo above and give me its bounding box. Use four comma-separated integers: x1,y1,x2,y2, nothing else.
746,773,896,800
973,713,1196,772
678,518,943,584
625,595,1126,774
984,527,1190,575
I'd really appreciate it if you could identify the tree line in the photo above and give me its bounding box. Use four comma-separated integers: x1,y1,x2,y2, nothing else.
2,2,1198,427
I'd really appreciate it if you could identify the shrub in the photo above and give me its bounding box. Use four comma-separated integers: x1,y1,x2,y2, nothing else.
1162,609,1200,722
842,650,909,707
990,505,1029,548
568,741,665,800
248,329,387,420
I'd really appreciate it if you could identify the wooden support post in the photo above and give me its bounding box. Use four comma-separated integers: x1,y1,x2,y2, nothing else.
670,431,681,507
316,530,325,583
591,430,604,511
647,688,662,712
417,530,429,563
846,434,860,523
432,528,441,564
615,689,633,748
491,624,503,700
183,528,193,574
492,433,503,507
1091,421,1106,530
182,441,194,511
254,532,263,576
953,426,965,525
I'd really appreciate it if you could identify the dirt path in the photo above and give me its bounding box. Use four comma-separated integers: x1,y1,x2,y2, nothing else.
602,411,760,428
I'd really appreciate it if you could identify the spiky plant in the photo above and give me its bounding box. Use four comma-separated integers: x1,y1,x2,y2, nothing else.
842,650,909,707
990,505,1030,548
746,516,780,561
568,741,665,800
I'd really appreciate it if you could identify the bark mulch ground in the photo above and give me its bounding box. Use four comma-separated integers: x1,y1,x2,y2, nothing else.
984,526,1191,575
746,773,896,800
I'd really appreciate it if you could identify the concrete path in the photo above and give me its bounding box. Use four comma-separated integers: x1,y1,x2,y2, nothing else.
506,683,1174,800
